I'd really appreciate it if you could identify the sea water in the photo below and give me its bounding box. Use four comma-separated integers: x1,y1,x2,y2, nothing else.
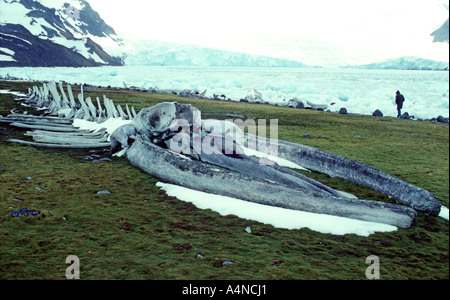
1,66,448,119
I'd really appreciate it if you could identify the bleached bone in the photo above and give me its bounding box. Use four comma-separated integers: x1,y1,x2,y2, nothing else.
78,94,91,120
10,122,86,132
96,97,103,113
126,103,133,120
109,99,119,118
85,97,98,118
117,104,127,120
58,82,70,108
67,84,76,108
32,134,109,144
7,139,110,149
47,81,62,109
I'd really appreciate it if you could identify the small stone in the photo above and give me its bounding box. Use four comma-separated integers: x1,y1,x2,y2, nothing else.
34,187,42,191
97,190,111,195
354,135,362,139
11,208,40,217
26,176,32,180
400,112,410,119
372,109,383,117
339,107,347,114
437,115,449,123
302,134,311,138
271,263,282,267
196,253,204,259
222,261,234,266
245,226,252,233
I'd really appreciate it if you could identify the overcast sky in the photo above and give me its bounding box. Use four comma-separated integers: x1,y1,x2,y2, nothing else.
88,0,449,66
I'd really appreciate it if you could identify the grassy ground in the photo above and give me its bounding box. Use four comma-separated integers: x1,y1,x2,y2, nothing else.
0,80,448,280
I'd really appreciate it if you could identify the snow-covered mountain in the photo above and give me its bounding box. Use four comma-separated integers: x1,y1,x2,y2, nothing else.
341,56,449,71
0,0,124,67
122,40,319,68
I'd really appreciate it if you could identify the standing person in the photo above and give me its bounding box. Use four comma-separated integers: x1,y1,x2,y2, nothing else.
395,90,405,117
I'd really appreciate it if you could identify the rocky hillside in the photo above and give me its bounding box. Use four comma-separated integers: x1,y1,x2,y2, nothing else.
0,0,124,67
431,18,449,43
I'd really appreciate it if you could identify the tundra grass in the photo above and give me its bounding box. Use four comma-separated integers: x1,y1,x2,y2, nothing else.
0,80,448,280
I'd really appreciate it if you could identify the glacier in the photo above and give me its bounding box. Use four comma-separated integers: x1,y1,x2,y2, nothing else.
120,40,317,68
1,66,448,120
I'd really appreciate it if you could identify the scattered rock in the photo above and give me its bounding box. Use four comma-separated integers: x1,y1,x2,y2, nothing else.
245,89,263,102
338,107,347,114
302,134,311,138
34,187,42,191
372,109,383,117
26,176,32,180
11,208,40,217
354,135,362,139
287,98,304,109
271,263,282,267
245,226,252,233
222,261,234,266
196,253,204,259
400,112,410,119
437,115,449,123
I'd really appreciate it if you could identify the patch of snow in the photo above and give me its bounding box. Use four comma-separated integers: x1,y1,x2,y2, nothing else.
0,54,16,62
439,206,449,221
0,47,15,56
0,32,32,45
156,182,398,236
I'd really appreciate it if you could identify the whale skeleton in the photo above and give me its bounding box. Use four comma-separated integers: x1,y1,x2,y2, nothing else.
2,83,443,229
2,81,136,148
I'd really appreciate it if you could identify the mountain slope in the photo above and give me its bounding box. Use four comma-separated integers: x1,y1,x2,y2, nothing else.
431,18,449,43
0,0,124,67
341,56,449,71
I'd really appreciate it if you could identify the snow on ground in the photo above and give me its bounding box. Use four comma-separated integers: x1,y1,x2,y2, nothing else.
0,47,15,56
156,182,398,236
0,54,16,62
439,206,449,221
1,66,448,119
